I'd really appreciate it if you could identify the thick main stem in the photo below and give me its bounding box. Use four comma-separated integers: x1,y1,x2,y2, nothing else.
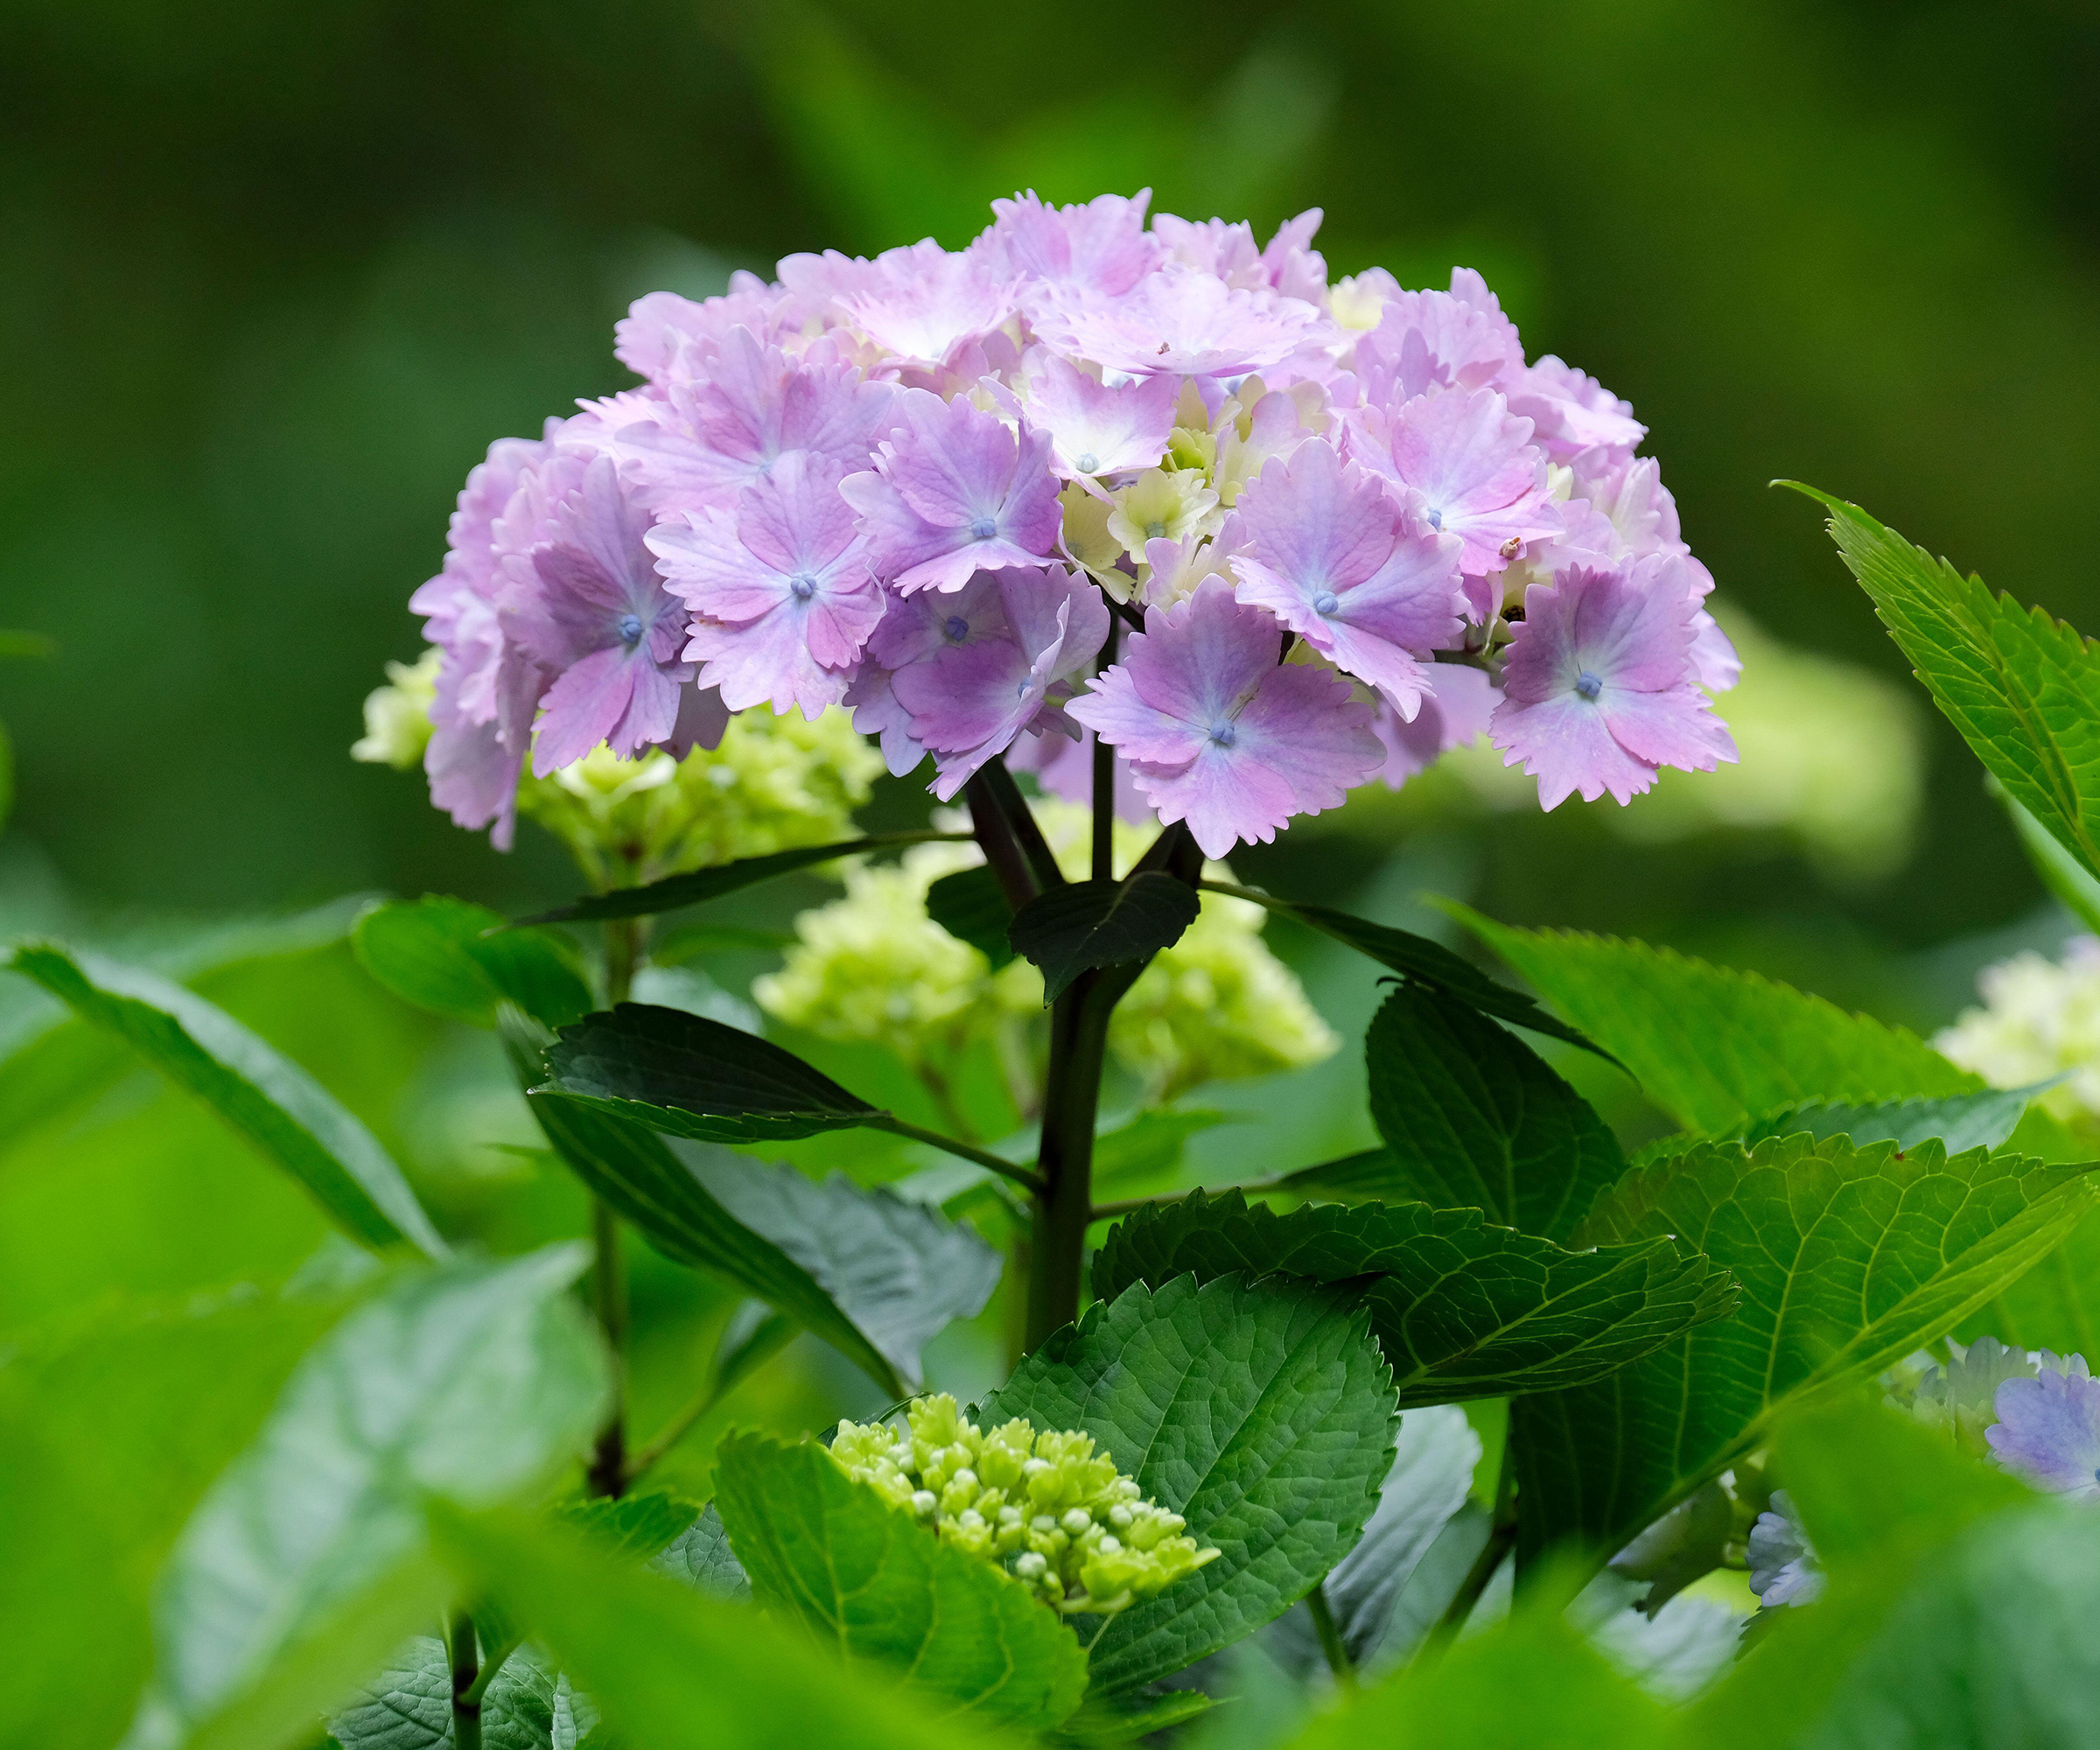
1026,972,1115,1347
447,1611,482,1750
587,915,641,1497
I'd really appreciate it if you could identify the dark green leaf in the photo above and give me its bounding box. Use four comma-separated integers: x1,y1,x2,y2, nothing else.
1358,984,1629,1243
650,1506,749,1603
1275,1145,1400,1200
354,897,592,1031
1449,906,1978,1136
515,831,970,926
1741,1085,2042,1155
1268,1405,1480,1676
2000,787,2100,934
123,1248,609,1750
980,1274,1398,1696
1091,1107,1230,1189
555,1490,703,1563
1792,483,2100,883
1008,872,1199,1003
428,1503,989,1750
712,1432,1089,1730
1093,1189,1735,1406
329,1638,596,1750
1206,882,1618,1064
1511,1133,2096,1561
2,938,445,1257
925,864,1015,969
534,1003,878,1145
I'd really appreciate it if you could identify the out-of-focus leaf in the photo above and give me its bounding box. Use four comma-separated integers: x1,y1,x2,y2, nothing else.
1090,1106,1229,1189
980,1275,1398,1696
1794,484,2100,884
1275,1145,1400,1200
1511,1134,2095,1562
1741,1085,2042,1155
1605,1479,1733,1616
0,1286,353,1749
713,1433,1089,1730
0,628,55,659
926,864,1015,969
121,1247,609,1750
1008,872,1199,1003
1285,1564,1670,1750
354,896,592,1030
534,1003,878,1144
1207,882,1618,1063
329,1638,594,1750
2,938,445,1257
1048,1689,1214,1746
428,1503,993,1750
1093,1189,1735,1406
1358,983,1629,1243
1268,1405,1480,1676
515,832,970,926
1450,907,1978,1136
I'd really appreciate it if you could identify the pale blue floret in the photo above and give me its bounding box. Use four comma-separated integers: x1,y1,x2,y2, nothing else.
1208,721,1238,748
1574,670,1604,700
970,516,998,541
788,573,817,601
943,615,970,641
1312,591,1340,617
1425,507,1444,529
1746,1490,1824,1609
1074,452,1099,474
616,612,644,648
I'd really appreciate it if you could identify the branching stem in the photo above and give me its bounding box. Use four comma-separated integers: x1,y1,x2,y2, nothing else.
1306,1583,1358,1691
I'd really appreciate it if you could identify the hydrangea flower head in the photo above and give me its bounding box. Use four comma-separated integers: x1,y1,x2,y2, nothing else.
382,190,1734,842
830,1393,1218,1615
1988,1352,2100,1498
1938,939,2100,1126
1069,578,1383,857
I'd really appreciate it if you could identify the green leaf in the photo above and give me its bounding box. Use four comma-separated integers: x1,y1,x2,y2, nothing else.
515,831,971,926
1048,1689,1215,1746
122,1247,609,1750
1274,1144,1400,1200
1357,984,1630,1244
0,627,55,659
1793,483,2100,882
712,1432,1089,1730
3,938,446,1257
555,1489,703,1563
1285,1564,1670,1750
1448,906,1978,1136
1269,1405,1480,1676
428,1502,992,1750
925,864,1015,969
329,1638,596,1750
1008,872,1200,1002
1092,1189,1735,1406
1741,1085,2042,1155
534,1002,878,1145
979,1274,1399,1696
1510,1133,2096,1560
1208,882,1620,1063
2000,787,2100,934
650,1505,749,1603
1091,1106,1230,1189
510,1014,994,1392
354,897,592,1031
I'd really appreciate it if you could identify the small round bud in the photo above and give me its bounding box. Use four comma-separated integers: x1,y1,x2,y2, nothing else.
911,1490,938,1517
1060,1508,1093,1536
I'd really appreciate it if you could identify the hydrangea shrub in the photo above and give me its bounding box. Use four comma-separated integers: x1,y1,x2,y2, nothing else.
20,200,2100,1749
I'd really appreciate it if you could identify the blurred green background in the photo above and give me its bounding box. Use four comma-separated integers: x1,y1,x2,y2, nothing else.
5,0,2100,1480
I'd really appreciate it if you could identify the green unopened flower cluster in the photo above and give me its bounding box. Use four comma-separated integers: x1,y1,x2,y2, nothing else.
830,1394,1218,1616
1937,938,2100,1129
350,648,442,771
514,705,880,889
755,798,1335,1101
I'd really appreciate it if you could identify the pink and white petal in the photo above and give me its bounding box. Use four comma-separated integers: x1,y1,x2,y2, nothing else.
605,654,687,757
532,648,638,774
1231,662,1384,814
1690,609,1741,692
1601,684,1738,772
1135,742,1302,858
1489,691,1658,809
892,635,1033,753
1067,665,1208,768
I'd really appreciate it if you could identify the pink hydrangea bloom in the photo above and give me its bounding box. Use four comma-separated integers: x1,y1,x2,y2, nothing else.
1348,386,1563,592
403,191,1732,846
505,457,697,774
648,452,883,719
842,391,1062,592
1491,560,1737,808
1069,578,1382,856
890,566,1111,799
1229,442,1466,717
